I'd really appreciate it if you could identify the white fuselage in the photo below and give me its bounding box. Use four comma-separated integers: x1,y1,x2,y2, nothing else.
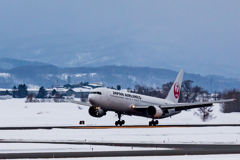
88,88,174,118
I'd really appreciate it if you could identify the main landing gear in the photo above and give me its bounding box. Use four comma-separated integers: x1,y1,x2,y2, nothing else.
149,119,158,126
115,113,125,126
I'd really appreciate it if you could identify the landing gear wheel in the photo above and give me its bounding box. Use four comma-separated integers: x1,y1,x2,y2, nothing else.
115,120,124,126
149,121,153,126
115,113,125,126
149,120,158,126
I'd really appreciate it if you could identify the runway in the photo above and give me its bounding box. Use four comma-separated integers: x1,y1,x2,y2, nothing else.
1,125,240,158
0,124,240,130
1,140,240,158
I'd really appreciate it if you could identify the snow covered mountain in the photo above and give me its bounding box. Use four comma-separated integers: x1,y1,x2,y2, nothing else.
0,34,239,79
0,59,239,91
0,58,47,69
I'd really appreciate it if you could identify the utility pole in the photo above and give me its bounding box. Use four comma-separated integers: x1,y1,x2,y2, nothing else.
211,76,213,99
211,76,212,94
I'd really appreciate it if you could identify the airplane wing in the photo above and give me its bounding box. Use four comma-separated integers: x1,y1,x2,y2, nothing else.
66,99,92,107
161,99,235,109
132,99,235,111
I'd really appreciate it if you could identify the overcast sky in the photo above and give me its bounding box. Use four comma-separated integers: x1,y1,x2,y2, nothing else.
1,0,239,39
0,0,240,76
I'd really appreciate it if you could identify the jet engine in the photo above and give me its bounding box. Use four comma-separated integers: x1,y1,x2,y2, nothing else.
88,106,106,118
146,106,163,118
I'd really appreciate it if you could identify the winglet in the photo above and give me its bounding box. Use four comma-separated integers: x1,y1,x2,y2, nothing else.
165,69,184,103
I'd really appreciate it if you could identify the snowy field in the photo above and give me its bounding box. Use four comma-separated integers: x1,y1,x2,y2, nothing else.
0,99,240,127
1,126,240,144
0,99,240,159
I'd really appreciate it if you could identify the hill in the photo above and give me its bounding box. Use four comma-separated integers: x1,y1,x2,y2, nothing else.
0,58,47,69
0,62,239,91
0,34,239,79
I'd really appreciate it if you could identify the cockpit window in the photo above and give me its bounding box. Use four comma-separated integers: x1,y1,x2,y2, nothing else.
90,92,102,95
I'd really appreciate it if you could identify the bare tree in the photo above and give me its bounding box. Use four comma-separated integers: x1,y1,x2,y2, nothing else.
162,82,173,98
27,94,34,102
194,106,215,122
191,86,205,102
181,80,193,102
135,85,143,94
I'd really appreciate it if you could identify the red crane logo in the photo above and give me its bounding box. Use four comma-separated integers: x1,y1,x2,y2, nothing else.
174,83,180,99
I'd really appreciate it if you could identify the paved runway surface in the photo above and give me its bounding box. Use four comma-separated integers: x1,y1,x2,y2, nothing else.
1,140,240,158
0,124,240,130
1,125,240,158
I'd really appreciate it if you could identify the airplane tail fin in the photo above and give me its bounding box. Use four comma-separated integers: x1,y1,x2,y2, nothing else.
165,69,184,103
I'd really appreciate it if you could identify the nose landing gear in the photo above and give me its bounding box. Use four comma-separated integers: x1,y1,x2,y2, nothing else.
115,113,125,126
149,119,158,126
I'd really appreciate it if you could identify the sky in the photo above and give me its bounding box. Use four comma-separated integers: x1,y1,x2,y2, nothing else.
0,0,240,77
0,0,239,39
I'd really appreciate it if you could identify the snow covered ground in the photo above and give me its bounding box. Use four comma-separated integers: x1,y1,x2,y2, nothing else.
1,126,240,144
0,99,240,159
0,98,240,144
0,99,240,127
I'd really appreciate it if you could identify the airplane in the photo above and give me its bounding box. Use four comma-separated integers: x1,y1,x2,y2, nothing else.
68,69,234,126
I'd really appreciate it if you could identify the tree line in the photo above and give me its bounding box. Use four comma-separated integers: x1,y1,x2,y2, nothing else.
128,80,209,103
10,84,58,99
12,84,28,98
